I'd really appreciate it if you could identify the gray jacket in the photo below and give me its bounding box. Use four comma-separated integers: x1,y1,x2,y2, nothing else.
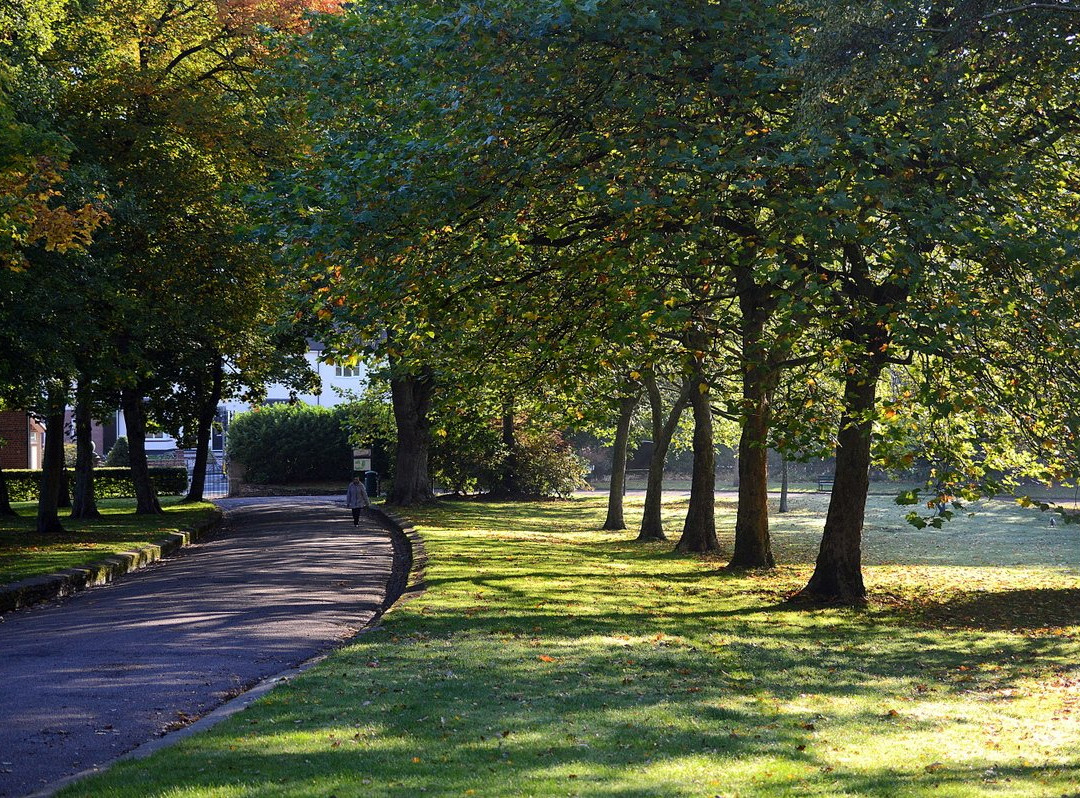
345,481,370,509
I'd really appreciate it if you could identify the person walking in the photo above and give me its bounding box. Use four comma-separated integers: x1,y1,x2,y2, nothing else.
345,475,370,526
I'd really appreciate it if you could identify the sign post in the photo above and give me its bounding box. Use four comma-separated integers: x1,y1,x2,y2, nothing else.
352,447,372,473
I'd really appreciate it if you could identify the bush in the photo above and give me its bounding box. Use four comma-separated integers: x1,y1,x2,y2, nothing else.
3,467,188,501
430,416,588,499
430,419,506,495
226,404,351,484
513,427,590,499
104,437,130,467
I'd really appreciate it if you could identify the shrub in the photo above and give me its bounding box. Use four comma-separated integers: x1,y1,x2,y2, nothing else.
430,418,506,495
513,427,590,499
430,415,588,499
3,467,188,501
104,437,130,467
226,404,351,484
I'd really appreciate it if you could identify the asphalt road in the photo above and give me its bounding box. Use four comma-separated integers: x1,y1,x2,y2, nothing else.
0,497,396,798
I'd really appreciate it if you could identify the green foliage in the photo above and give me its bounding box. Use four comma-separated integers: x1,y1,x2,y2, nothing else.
3,467,186,501
429,414,588,499
103,436,129,467
226,404,351,484
336,383,396,476
429,416,506,496
512,426,590,499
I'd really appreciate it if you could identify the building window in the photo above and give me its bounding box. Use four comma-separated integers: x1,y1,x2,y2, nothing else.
146,431,170,440
335,365,362,377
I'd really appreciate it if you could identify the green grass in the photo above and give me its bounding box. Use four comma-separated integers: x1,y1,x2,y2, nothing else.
0,497,217,584
585,478,926,495
58,495,1080,797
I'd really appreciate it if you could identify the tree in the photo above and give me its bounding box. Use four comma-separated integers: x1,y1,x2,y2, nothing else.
1,0,108,527
387,363,436,505
35,383,68,533
601,376,641,530
38,0,334,513
790,0,1080,603
257,0,796,535
70,378,103,518
637,367,691,542
261,0,1080,593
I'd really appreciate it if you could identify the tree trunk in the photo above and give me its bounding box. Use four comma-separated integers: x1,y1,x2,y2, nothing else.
728,373,776,569
604,389,640,530
121,387,162,514
184,358,224,503
729,277,779,567
493,397,522,498
638,373,689,542
0,466,15,516
36,392,67,534
58,467,71,509
675,374,720,553
70,383,102,519
388,370,435,505
779,454,789,514
793,366,882,605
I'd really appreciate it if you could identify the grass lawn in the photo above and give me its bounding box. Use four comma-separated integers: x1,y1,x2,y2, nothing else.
57,494,1080,797
0,497,217,584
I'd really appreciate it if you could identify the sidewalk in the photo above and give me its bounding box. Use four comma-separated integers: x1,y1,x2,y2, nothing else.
0,497,404,798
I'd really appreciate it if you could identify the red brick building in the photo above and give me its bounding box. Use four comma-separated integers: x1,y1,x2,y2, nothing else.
0,411,44,470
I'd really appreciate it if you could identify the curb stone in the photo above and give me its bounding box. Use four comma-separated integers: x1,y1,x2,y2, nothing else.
0,510,223,615
370,505,428,616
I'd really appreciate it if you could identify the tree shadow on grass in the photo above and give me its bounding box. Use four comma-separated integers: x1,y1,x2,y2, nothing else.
914,587,1080,632
84,628,1080,798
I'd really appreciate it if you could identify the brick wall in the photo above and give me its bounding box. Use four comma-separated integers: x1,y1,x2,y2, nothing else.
0,411,30,469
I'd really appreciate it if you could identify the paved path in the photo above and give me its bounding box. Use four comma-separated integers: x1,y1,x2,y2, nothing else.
0,497,396,798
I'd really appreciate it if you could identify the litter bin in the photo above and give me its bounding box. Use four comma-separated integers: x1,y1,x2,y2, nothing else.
363,470,380,498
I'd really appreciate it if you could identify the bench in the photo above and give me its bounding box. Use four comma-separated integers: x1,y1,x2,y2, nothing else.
817,477,834,492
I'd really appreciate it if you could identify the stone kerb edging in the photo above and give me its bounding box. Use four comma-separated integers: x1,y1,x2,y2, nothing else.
0,510,223,615
369,506,428,619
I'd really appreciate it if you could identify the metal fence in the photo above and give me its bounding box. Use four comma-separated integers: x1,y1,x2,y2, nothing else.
189,468,229,499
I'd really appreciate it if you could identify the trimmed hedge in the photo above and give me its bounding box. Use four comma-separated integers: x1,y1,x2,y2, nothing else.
2,467,188,502
226,404,351,484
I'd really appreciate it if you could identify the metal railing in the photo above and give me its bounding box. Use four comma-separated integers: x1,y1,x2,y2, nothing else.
188,468,229,498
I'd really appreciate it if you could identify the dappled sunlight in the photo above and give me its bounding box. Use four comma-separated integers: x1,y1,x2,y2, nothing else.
751,495,1080,570
60,495,1080,797
0,499,216,584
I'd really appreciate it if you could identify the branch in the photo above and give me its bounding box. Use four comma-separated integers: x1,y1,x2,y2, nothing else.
982,2,1080,20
